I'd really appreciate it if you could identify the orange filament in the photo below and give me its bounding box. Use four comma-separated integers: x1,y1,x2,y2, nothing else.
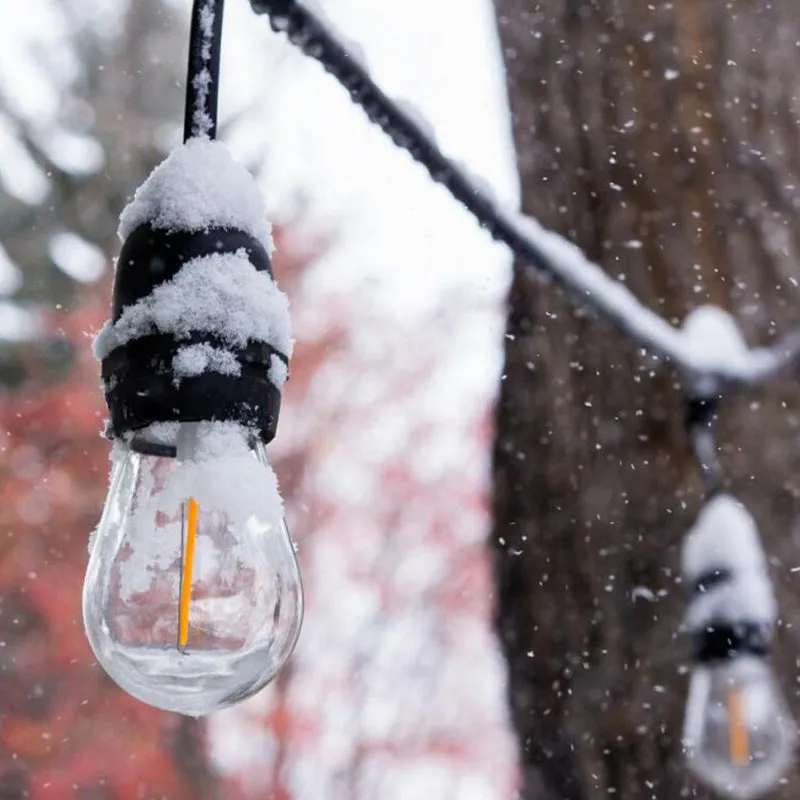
727,686,750,767
179,497,199,650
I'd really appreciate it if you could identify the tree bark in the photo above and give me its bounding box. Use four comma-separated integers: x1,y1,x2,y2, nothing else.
492,2,800,798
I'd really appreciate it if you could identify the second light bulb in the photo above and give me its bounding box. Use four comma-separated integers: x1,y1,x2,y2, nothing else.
684,652,796,799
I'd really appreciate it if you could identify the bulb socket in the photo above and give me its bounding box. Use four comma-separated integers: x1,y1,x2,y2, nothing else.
693,620,771,663
101,224,286,445
685,395,719,430
249,0,294,14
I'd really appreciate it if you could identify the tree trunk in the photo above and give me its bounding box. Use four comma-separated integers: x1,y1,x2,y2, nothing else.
492,2,800,798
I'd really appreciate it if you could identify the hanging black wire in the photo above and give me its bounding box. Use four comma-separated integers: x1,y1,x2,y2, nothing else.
248,0,800,395
184,0,225,141
245,1,592,312
685,396,723,498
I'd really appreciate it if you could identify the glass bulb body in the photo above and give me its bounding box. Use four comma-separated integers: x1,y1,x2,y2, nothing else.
683,655,797,799
83,422,303,716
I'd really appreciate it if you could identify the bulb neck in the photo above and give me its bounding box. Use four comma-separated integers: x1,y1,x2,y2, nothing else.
102,224,285,444
693,620,771,664
127,421,262,459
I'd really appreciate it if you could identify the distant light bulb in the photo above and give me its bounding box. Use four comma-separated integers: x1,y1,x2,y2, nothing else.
683,655,797,799
83,422,303,716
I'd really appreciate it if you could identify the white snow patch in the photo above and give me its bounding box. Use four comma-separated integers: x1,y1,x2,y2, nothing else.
679,305,749,375
94,249,292,359
173,343,241,385
395,98,438,143
682,495,768,580
49,231,106,283
456,159,501,206
118,138,274,254
192,68,213,138
117,422,284,601
682,494,776,628
685,573,776,631
190,1,217,138
119,422,181,456
268,353,289,388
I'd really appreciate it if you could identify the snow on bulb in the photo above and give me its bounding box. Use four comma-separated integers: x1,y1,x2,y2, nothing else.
83,422,303,716
91,137,297,712
683,655,796,799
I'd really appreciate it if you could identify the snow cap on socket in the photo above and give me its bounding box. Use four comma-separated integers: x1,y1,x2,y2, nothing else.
681,494,776,663
96,139,292,446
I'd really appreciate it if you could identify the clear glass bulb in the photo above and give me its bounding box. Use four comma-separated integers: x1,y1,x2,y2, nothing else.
82,422,303,716
683,655,797,799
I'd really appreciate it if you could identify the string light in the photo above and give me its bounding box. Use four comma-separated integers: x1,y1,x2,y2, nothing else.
83,0,303,717
681,495,796,798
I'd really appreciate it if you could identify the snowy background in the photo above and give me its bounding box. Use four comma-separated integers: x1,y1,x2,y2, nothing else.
0,0,521,796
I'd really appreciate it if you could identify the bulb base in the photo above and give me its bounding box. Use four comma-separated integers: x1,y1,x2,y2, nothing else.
693,621,770,663
249,0,294,15
102,224,285,443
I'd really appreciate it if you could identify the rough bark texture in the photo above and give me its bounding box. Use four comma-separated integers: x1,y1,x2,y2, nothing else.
492,2,800,798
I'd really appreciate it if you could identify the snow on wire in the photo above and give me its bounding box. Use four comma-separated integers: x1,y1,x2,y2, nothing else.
248,0,800,397
243,0,790,644
185,0,224,141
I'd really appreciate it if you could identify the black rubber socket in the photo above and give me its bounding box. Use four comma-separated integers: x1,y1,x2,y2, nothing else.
685,395,719,430
112,224,272,319
249,0,293,14
693,621,770,663
102,224,286,444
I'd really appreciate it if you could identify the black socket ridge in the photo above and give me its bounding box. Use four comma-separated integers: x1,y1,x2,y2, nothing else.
693,620,770,663
102,223,286,445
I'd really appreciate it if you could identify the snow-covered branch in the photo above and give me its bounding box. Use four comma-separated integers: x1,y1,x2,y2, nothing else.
249,0,800,395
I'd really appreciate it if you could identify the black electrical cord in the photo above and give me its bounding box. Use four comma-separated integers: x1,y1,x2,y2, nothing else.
246,1,582,319
247,0,800,395
249,0,757,505
184,0,225,141
685,396,723,498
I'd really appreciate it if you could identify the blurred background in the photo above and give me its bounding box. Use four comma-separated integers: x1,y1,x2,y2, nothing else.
5,1,800,799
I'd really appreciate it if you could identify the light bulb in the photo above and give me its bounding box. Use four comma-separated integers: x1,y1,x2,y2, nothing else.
683,655,797,799
83,421,303,716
